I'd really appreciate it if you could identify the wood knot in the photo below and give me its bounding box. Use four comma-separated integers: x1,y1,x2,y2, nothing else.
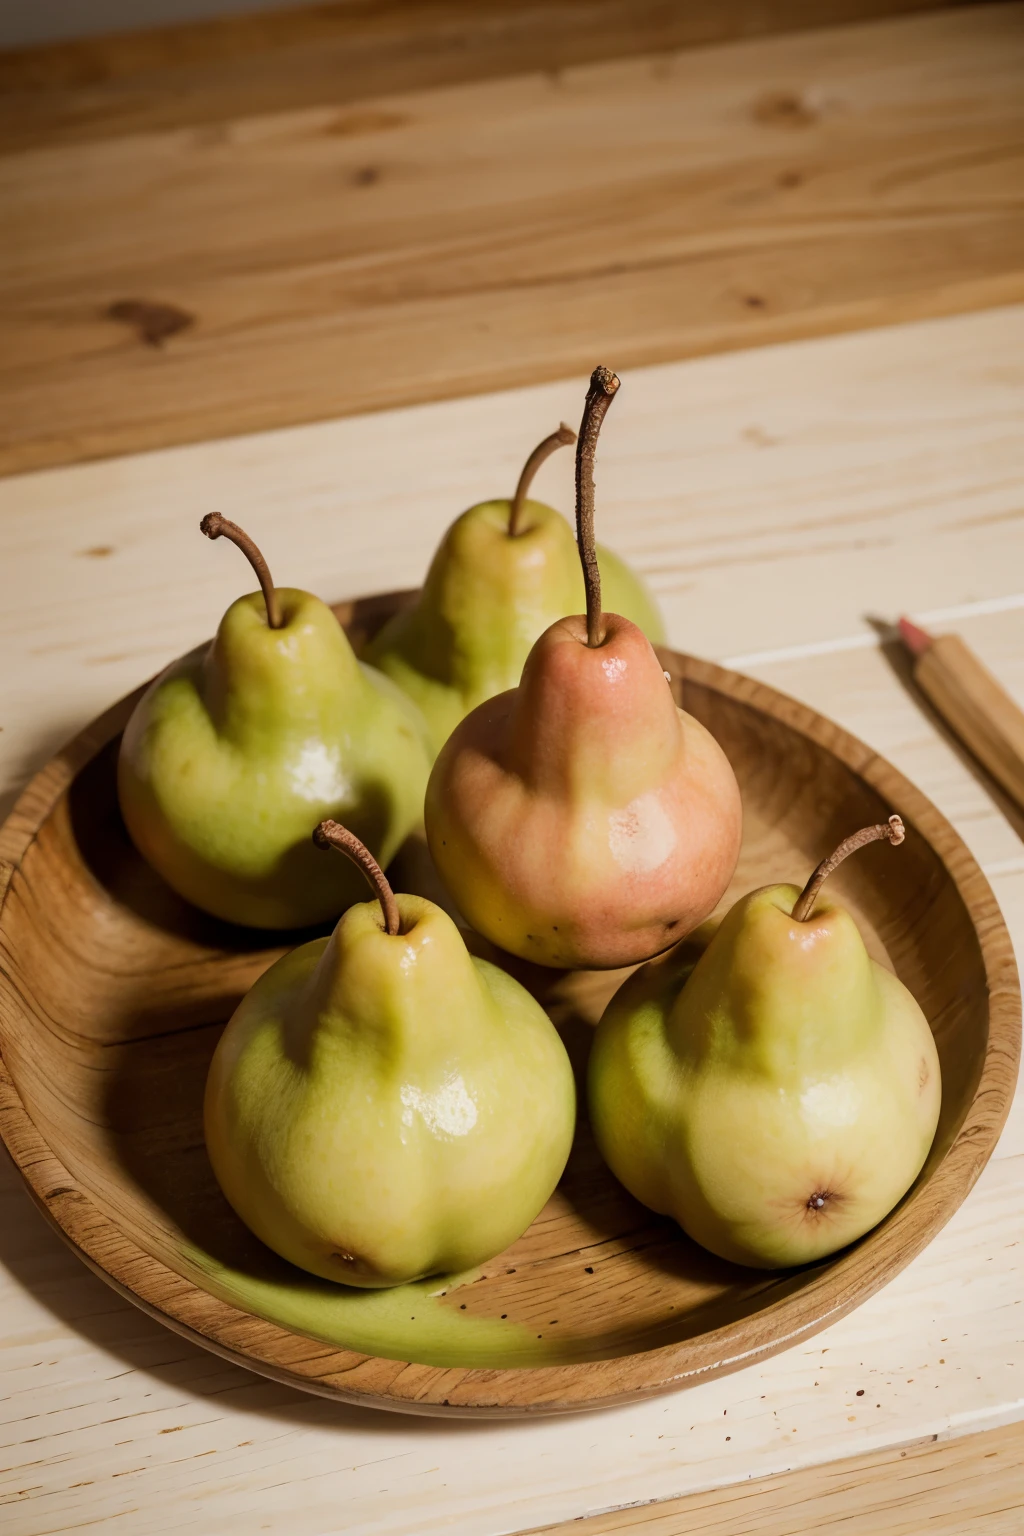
754,90,818,129
107,299,194,348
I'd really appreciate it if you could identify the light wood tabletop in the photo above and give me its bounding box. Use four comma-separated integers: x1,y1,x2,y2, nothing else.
3,4,1024,1533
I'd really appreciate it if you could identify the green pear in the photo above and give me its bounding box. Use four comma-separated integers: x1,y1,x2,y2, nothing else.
365,424,664,757
589,817,941,1268
205,821,576,1285
118,515,431,929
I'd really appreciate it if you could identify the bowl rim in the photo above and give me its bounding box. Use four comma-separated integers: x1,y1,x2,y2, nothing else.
0,594,1019,1417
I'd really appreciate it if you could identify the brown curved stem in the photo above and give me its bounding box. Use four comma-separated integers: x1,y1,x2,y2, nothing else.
575,366,619,647
313,820,401,935
201,512,282,629
791,815,905,923
508,423,576,537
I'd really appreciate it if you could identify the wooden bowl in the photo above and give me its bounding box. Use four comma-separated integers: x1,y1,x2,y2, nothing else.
0,591,1018,1418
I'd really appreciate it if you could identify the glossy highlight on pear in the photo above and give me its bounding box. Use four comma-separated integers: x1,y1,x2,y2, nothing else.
204,822,577,1287
365,420,664,758
588,816,942,1269
424,367,742,969
117,515,432,929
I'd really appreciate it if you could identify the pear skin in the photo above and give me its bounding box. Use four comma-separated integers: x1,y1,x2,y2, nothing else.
366,496,663,759
119,588,432,928
425,612,742,969
600,543,664,645
205,893,576,1285
589,882,941,1268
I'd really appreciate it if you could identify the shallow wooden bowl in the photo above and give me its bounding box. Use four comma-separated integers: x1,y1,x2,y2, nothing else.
0,591,1019,1417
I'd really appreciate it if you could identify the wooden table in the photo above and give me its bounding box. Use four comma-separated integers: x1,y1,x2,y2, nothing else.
3,5,1024,1532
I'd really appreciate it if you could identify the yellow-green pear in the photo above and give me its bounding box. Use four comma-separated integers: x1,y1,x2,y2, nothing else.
205,822,576,1285
365,424,664,757
589,817,941,1268
118,515,431,929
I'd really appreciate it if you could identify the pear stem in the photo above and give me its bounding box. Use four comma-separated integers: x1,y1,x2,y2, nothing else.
313,821,401,935
791,815,906,923
201,512,283,630
508,423,577,537
575,366,620,647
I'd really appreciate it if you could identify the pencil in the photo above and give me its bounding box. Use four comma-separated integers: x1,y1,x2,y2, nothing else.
899,617,1024,817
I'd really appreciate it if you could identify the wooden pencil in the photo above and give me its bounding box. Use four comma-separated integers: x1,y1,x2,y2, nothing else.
899,617,1024,816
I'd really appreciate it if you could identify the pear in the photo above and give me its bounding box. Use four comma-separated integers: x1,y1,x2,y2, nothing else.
118,515,431,929
365,422,664,757
424,368,742,969
204,821,576,1285
588,817,942,1269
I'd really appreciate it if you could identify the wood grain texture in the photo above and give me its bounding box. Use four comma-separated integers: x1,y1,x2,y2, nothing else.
3,5,1023,476
912,635,1024,820
0,594,1018,1416
6,303,1024,828
530,1417,1024,1534
0,0,978,153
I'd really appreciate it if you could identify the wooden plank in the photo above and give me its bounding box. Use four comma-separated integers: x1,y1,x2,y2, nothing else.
527,1419,1024,1535
5,303,1024,820
2,6,1023,476
2,307,1024,1533
0,0,983,153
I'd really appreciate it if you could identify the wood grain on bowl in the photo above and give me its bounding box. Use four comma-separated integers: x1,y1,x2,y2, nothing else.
0,593,1018,1417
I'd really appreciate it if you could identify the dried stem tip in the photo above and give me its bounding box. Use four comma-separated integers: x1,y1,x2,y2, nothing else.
201,512,282,630
313,820,401,936
791,815,905,923
508,423,576,538
575,366,620,648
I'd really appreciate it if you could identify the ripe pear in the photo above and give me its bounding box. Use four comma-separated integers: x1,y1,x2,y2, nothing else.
118,515,431,929
588,817,942,1269
365,423,664,757
204,822,576,1285
425,368,742,969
